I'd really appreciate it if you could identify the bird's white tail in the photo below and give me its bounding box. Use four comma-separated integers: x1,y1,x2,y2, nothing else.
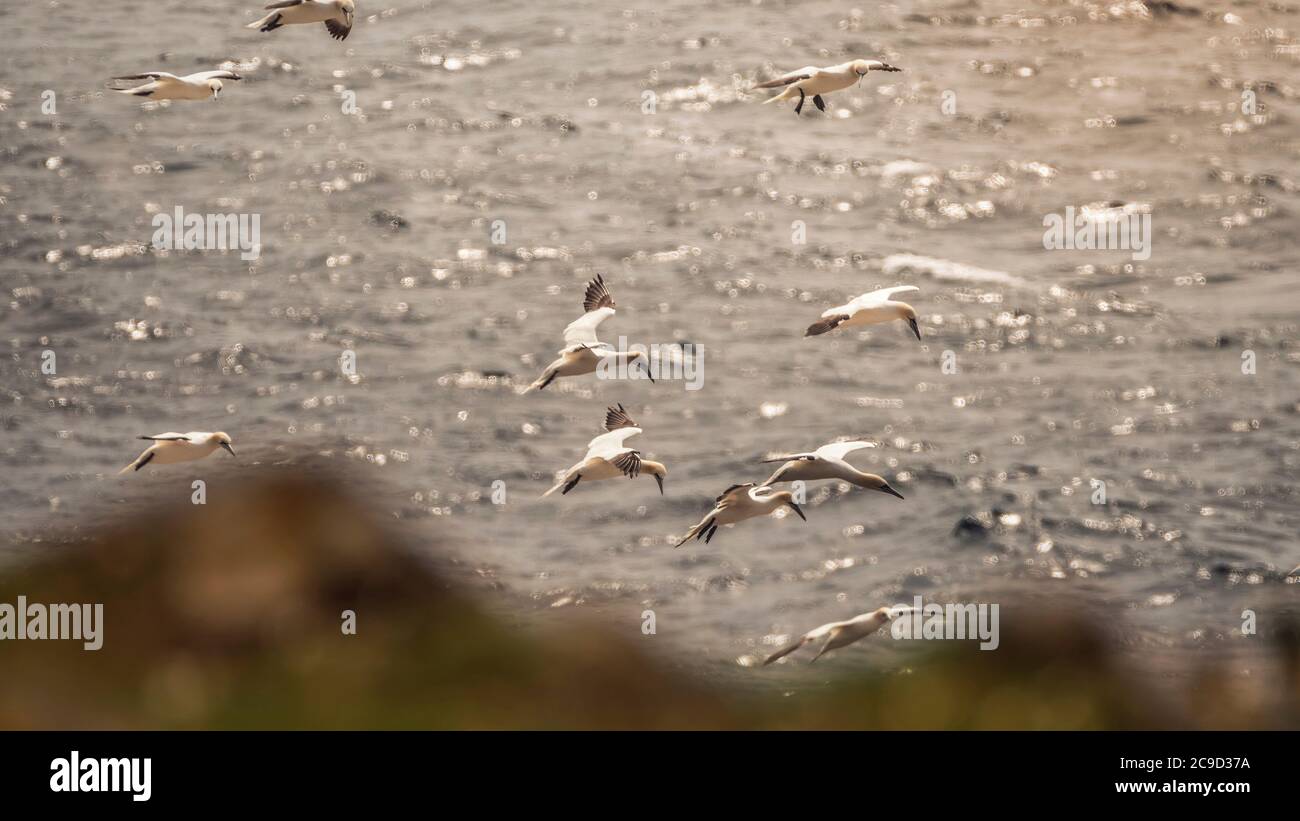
676,517,709,547
541,475,569,497
523,367,557,394
762,88,795,105
246,12,275,30
762,639,804,666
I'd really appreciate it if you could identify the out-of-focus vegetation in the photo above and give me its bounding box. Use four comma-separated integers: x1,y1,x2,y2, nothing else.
1,469,1296,729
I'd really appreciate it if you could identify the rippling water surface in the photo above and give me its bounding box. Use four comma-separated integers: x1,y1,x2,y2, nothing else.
2,0,1298,687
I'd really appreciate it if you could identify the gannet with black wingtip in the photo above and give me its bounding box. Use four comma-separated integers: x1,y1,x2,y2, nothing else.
804,285,922,340
763,606,915,665
760,440,903,498
542,404,668,496
755,59,903,115
676,483,806,546
111,70,242,101
247,0,355,41
119,432,236,474
524,275,653,393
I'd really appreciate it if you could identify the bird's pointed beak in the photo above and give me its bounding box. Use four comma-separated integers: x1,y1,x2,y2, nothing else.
879,484,903,500
789,502,806,521
221,443,236,456
908,317,921,340
654,474,664,495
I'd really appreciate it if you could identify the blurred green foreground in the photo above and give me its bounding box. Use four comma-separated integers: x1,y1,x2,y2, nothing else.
1,468,1296,729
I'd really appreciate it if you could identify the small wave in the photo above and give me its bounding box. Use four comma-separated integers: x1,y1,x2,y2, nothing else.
881,254,1026,288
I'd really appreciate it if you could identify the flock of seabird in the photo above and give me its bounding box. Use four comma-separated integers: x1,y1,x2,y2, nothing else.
104,4,936,664
520,273,924,664
519,275,921,551
111,1,355,100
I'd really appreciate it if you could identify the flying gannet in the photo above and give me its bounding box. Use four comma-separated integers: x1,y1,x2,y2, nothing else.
754,59,903,115
524,275,653,393
676,483,806,546
111,70,242,101
543,404,668,496
246,0,355,41
119,432,236,474
760,440,904,498
804,285,922,340
763,606,914,665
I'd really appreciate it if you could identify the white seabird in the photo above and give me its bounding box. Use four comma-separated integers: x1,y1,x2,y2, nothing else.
804,285,922,340
246,0,355,41
111,70,242,101
676,483,806,546
119,432,236,474
763,606,914,665
755,59,903,115
524,275,653,393
543,404,668,496
760,440,903,499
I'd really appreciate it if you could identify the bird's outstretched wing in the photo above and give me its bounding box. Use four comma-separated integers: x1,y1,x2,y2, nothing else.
753,66,820,89
559,276,618,348
813,440,876,462
604,403,637,431
324,17,352,41
610,450,642,479
138,433,190,442
584,428,642,460
715,482,756,506
582,274,615,313
561,308,613,350
761,452,816,464
264,1,306,8
112,70,180,81
183,70,242,82
850,285,920,311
